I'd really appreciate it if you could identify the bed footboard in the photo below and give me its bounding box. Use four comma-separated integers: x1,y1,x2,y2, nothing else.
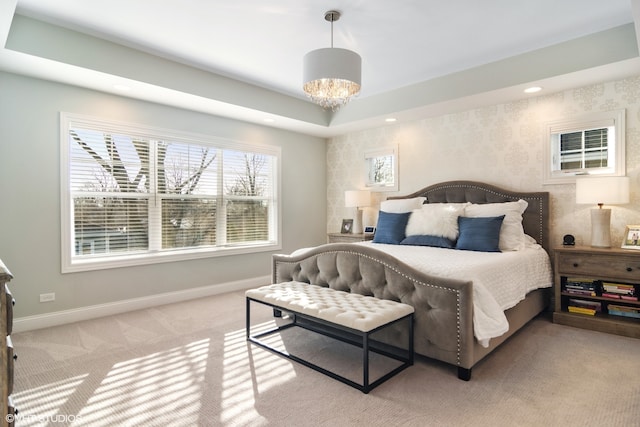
272,243,475,371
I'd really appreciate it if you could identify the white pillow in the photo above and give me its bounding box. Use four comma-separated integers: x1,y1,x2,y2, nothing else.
464,199,528,251
380,197,426,213
405,204,466,240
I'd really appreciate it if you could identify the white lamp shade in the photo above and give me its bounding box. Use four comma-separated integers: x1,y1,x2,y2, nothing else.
303,48,362,89
345,190,371,208
576,176,629,205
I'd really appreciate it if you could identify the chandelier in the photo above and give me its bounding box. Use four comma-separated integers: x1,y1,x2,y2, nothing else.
303,10,362,111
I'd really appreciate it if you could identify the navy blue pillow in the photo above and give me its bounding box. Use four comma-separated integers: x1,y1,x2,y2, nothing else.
400,235,455,248
455,215,505,252
372,211,411,244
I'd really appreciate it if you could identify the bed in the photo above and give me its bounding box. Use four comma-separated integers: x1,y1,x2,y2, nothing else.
272,181,552,380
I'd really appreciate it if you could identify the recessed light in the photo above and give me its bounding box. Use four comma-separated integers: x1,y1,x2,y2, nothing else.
385,118,397,123
113,84,131,91
524,86,542,94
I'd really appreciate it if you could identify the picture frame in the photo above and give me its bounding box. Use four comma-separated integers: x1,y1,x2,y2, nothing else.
621,225,640,249
341,219,353,234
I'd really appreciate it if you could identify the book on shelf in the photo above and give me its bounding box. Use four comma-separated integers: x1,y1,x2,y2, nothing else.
564,279,597,296
565,289,597,296
602,281,635,289
565,279,596,288
608,304,640,313
602,292,639,301
608,304,640,319
568,306,596,315
566,277,595,285
601,282,636,295
569,299,601,311
565,283,596,289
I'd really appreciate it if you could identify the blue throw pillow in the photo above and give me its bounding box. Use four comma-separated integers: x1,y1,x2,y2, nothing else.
372,211,411,244
400,235,455,249
455,215,505,252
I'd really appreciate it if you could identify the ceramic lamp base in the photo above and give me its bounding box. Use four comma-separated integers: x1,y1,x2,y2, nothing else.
353,208,364,234
590,208,611,248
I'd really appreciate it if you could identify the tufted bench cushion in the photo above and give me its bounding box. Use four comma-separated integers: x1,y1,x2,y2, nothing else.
246,281,414,332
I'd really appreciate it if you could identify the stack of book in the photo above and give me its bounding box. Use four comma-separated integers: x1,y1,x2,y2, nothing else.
601,282,637,301
608,304,640,319
564,277,597,296
568,298,602,316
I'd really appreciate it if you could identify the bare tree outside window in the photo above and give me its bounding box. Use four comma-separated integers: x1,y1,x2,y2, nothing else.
158,143,218,249
71,131,151,254
365,145,398,192
371,155,394,185
225,153,270,243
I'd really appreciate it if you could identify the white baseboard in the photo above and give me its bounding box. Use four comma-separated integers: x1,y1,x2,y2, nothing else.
13,275,270,333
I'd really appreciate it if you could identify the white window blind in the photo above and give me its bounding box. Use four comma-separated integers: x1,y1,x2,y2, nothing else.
70,130,151,256
61,113,280,272
559,127,609,171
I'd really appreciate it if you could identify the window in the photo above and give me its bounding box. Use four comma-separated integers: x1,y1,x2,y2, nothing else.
61,113,280,272
364,145,398,192
544,110,625,184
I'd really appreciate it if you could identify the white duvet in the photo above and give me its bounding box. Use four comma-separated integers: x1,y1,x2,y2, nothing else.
354,240,553,347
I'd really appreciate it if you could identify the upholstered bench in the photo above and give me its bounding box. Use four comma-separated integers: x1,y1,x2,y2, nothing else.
245,281,414,393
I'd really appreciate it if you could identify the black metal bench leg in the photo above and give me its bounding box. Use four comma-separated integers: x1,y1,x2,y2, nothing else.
246,298,251,339
409,314,414,365
363,332,370,394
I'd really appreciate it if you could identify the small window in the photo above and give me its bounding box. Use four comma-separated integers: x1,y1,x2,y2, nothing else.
544,110,625,184
364,145,398,192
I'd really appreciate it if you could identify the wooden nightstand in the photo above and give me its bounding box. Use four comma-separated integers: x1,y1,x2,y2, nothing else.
553,246,640,338
327,233,374,243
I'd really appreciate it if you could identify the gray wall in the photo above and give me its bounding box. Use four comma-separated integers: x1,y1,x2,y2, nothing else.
0,72,327,318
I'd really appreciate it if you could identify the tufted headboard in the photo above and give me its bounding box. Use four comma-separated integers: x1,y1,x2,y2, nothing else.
388,181,550,253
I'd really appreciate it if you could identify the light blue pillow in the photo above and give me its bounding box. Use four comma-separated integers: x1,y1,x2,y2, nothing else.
400,235,455,248
455,215,505,252
373,211,411,244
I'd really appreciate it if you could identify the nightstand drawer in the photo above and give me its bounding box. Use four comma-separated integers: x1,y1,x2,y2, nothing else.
556,253,640,279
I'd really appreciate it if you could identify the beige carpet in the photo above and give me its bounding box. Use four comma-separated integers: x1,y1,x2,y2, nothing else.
11,290,640,427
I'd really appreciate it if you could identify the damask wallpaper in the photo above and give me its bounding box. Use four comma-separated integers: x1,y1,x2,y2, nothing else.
327,74,640,248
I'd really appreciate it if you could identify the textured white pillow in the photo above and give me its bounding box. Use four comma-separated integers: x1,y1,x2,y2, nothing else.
380,197,426,213
405,204,466,240
464,199,528,251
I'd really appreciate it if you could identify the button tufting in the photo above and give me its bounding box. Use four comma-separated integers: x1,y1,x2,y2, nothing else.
247,281,414,332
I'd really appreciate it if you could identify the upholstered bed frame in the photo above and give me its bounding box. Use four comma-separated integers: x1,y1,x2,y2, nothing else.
272,181,550,380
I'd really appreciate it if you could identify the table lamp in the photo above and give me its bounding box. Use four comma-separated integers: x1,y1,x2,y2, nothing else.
345,190,371,234
576,176,629,247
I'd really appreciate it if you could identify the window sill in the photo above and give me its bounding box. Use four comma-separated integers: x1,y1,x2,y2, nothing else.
62,242,281,273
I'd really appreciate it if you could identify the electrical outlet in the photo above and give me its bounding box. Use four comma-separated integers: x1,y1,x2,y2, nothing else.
40,293,55,303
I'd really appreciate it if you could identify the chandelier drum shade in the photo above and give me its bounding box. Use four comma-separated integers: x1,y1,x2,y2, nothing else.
303,10,362,111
